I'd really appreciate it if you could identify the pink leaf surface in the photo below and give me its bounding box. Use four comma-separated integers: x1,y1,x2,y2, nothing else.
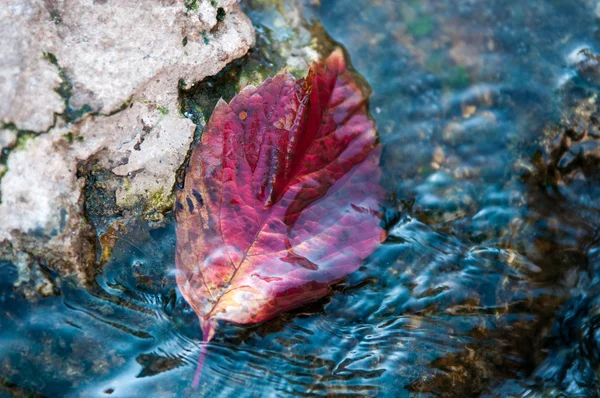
175,49,384,385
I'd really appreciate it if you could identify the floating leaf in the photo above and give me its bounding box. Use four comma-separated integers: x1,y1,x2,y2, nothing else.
175,49,384,386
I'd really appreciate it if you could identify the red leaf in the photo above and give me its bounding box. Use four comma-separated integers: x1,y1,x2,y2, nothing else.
175,49,384,386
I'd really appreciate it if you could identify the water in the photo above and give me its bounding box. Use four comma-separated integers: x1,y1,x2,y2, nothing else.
3,0,600,396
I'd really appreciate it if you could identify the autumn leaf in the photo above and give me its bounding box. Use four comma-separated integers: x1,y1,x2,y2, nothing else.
175,49,384,386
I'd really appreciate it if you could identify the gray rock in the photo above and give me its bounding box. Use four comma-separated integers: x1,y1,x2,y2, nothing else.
0,0,255,294
0,1,65,132
0,129,17,150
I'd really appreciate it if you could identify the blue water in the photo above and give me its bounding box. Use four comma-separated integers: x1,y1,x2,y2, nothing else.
3,0,600,396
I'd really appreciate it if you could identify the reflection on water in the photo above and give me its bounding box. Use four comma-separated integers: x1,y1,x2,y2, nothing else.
3,0,600,396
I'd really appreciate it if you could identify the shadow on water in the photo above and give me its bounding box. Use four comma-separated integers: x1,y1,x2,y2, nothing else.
3,0,600,397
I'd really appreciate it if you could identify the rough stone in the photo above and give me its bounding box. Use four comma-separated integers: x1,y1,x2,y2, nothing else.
267,1,319,74
0,1,64,131
1,0,251,131
0,0,255,294
0,129,17,150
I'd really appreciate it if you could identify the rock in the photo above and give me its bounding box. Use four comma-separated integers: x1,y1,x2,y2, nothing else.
242,0,319,79
567,47,600,87
0,127,97,286
84,80,195,213
52,0,251,114
449,40,483,71
0,2,65,132
0,129,17,151
0,0,252,130
0,0,255,295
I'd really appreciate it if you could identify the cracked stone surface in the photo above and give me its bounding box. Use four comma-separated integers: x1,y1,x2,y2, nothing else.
0,2,64,132
0,0,255,294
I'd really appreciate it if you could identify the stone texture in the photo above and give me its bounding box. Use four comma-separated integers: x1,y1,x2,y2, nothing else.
52,0,248,114
0,0,255,294
0,129,17,151
0,2,64,131
0,0,251,130
260,1,319,75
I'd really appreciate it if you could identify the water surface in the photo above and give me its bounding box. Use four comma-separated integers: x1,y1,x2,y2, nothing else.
3,0,600,396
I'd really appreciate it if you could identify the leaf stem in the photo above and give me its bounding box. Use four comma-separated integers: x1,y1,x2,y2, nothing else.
192,342,208,389
192,319,216,389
